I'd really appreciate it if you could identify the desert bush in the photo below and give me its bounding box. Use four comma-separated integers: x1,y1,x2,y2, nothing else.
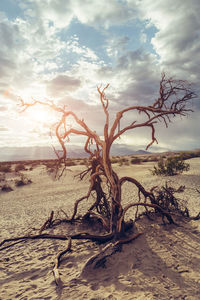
0,173,5,182
148,156,159,162
78,159,87,165
44,161,56,168
15,164,26,172
65,160,76,166
152,156,190,176
118,158,129,166
152,182,188,215
1,184,13,192
141,157,149,162
15,174,32,187
83,158,89,166
111,158,119,164
131,157,142,164
0,164,12,173
180,151,200,160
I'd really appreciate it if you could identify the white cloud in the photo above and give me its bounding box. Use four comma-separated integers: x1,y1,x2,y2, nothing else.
66,36,99,61
136,0,200,81
23,0,137,29
0,0,199,153
97,48,160,106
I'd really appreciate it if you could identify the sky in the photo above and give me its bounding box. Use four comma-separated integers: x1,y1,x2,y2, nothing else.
0,0,200,159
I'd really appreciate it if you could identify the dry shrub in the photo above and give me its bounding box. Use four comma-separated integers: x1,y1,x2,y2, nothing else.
15,174,32,187
15,164,27,172
0,164,12,173
1,184,13,192
131,157,142,164
152,156,190,176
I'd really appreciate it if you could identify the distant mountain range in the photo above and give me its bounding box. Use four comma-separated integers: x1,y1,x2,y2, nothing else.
0,145,151,162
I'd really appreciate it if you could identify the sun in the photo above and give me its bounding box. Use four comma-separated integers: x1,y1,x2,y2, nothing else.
29,106,53,123
20,88,57,124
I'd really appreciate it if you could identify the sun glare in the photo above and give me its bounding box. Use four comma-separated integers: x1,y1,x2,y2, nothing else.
29,107,53,123
20,88,58,124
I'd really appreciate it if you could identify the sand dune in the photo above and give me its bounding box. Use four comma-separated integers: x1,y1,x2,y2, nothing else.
0,158,200,300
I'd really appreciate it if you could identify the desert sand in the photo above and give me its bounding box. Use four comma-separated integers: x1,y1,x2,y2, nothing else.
0,158,200,300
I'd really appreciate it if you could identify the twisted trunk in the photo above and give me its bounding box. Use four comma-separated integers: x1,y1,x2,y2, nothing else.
101,143,124,235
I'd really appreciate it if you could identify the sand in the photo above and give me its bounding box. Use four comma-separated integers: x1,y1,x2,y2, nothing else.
0,158,200,300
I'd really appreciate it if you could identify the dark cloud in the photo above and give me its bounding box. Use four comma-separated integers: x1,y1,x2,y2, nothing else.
58,95,108,135
46,75,81,97
98,48,160,105
0,21,25,79
138,0,200,82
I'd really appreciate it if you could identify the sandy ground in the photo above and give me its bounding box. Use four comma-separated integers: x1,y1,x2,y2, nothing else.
0,158,200,300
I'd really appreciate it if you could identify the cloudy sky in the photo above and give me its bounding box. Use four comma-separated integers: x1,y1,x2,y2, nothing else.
0,0,200,159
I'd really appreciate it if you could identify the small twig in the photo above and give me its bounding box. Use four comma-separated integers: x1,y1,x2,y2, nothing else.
39,211,54,234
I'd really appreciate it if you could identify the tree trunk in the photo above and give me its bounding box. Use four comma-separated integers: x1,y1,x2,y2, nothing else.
101,144,124,236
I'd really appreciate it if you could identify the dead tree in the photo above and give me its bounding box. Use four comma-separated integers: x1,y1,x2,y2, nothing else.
1,73,198,283
21,74,197,232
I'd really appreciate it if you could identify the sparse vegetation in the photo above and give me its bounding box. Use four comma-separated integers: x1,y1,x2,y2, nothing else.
0,164,12,173
152,156,190,176
179,151,200,160
118,157,129,166
147,156,159,162
65,159,76,167
1,183,13,192
15,163,27,172
15,174,32,187
152,182,187,215
131,157,142,164
110,158,119,164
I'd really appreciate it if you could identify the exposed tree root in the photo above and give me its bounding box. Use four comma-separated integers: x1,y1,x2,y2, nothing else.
1,205,199,286
0,233,69,250
81,232,142,274
0,231,115,251
53,237,72,286
190,212,200,220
